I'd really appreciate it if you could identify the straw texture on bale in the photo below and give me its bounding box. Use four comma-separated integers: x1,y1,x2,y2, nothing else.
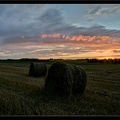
29,62,47,77
45,61,87,98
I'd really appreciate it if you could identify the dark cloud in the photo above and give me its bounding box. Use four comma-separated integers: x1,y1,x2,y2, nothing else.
74,25,120,38
100,6,120,15
89,5,101,15
31,8,69,34
0,4,45,40
39,8,63,23
87,5,120,20
1,36,30,44
1,5,120,46
1,24,120,46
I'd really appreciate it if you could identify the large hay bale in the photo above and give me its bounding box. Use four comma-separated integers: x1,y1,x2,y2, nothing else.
45,61,87,98
71,65,87,96
29,62,47,77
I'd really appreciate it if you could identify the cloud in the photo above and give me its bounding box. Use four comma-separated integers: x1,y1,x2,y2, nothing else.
87,5,120,20
89,5,101,15
1,24,120,47
38,8,63,23
39,33,112,44
113,50,120,53
0,4,45,39
31,8,72,34
100,6,120,15
85,25,120,38
22,44,92,59
0,4,120,59
0,49,11,57
1,4,44,22
1,5,120,45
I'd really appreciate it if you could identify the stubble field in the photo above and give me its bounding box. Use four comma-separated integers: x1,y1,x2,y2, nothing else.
0,60,120,115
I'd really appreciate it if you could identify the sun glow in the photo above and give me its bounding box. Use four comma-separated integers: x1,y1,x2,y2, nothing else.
98,56,114,60
105,57,114,59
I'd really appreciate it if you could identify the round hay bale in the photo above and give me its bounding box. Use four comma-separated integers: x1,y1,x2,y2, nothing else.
45,61,73,97
29,62,47,77
71,65,87,96
45,61,87,98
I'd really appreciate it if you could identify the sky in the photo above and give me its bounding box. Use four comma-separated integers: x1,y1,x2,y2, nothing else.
0,4,120,60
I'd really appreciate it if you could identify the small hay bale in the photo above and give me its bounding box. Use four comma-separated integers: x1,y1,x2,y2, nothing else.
45,61,87,98
29,62,47,77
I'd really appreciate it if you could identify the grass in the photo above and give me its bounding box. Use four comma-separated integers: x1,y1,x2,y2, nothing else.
0,60,120,115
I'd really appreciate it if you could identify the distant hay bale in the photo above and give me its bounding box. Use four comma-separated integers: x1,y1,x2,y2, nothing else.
29,62,47,77
45,61,87,98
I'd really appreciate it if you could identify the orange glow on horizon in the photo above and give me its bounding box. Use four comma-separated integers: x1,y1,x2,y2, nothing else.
97,56,118,60
37,55,120,60
86,56,120,61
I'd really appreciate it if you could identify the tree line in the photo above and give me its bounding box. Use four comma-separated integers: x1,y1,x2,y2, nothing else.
86,58,120,63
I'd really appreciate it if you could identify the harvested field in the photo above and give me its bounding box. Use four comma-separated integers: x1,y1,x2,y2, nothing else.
0,60,120,115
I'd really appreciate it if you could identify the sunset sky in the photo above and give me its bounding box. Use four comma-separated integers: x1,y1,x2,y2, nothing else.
0,4,120,59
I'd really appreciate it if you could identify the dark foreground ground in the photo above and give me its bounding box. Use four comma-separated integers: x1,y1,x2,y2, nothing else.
0,59,120,115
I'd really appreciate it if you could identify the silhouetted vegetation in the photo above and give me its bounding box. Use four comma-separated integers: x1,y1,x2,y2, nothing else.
0,58,120,65
0,58,50,63
86,58,120,64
